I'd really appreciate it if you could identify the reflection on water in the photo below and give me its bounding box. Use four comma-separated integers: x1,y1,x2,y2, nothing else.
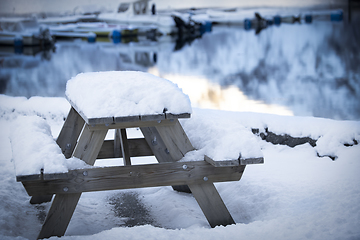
0,11,359,120
149,69,294,116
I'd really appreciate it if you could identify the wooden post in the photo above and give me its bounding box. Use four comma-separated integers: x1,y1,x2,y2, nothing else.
119,129,131,166
37,126,107,239
30,107,85,205
114,129,121,158
188,183,235,227
57,107,85,158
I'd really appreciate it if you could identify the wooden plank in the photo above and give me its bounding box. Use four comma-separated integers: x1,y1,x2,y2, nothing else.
239,157,264,165
188,183,235,228
30,195,53,205
56,107,85,158
204,155,240,167
140,126,174,163
71,126,108,166
97,138,153,159
22,162,246,196
114,129,121,158
165,113,191,119
37,193,81,239
155,120,194,161
140,114,165,121
30,107,85,204
37,125,107,239
18,174,41,182
114,115,141,123
89,118,176,131
119,129,131,166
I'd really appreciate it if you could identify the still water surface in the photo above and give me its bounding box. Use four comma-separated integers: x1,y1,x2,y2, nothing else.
1,9,359,120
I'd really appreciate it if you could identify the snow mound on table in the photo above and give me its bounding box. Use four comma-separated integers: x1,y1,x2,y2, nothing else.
65,71,192,119
10,115,89,176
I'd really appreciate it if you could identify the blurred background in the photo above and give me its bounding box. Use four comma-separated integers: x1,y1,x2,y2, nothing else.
0,0,359,120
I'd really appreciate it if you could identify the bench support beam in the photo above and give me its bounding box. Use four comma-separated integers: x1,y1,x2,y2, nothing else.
22,161,245,196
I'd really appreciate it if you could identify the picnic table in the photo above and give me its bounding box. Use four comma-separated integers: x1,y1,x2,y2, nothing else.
13,71,263,239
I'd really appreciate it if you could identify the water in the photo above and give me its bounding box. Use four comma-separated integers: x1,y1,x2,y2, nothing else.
1,8,359,120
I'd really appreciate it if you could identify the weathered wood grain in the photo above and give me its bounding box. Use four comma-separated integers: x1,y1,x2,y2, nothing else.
71,126,108,166
37,193,81,239
140,126,174,163
154,120,194,161
22,161,245,196
188,183,235,227
119,129,131,166
89,119,176,131
56,107,85,159
114,129,121,158
240,157,264,165
97,138,153,159
204,155,240,167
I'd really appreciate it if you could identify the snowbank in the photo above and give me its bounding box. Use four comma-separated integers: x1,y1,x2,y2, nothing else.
183,108,360,160
1,95,359,240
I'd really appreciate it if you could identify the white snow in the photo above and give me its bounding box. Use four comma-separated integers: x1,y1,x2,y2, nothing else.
65,71,192,119
1,95,360,240
181,109,263,161
10,115,91,176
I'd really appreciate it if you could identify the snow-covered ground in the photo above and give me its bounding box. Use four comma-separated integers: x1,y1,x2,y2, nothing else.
1,94,359,240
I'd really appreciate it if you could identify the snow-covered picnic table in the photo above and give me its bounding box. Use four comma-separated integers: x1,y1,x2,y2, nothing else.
12,71,263,239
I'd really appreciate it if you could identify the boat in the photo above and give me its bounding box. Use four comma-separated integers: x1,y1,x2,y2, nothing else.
97,0,177,35
0,18,53,47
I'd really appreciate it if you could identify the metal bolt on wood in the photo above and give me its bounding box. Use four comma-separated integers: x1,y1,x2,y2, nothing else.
182,164,188,170
151,137,157,146
63,187,69,192
82,171,88,176
203,176,208,181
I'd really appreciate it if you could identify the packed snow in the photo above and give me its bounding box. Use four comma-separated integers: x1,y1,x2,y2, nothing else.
1,95,359,240
65,71,192,119
10,115,91,176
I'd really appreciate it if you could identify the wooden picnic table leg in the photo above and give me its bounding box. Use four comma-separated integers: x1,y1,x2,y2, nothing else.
141,123,191,192
188,183,235,227
118,129,131,166
141,120,235,227
30,107,85,205
37,125,107,239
